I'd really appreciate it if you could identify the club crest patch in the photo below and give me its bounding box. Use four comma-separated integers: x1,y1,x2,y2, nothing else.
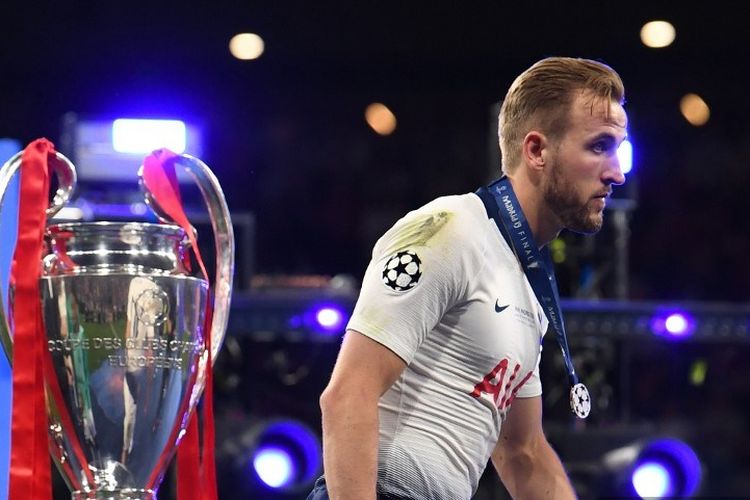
382,250,422,292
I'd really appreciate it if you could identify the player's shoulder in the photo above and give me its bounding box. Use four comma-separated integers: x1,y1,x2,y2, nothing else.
375,193,489,257
401,192,487,235
417,192,484,211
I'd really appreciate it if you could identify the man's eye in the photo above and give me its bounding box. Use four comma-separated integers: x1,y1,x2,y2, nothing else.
591,142,606,154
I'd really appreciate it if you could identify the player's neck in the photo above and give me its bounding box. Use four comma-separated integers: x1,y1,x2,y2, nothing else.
507,175,561,248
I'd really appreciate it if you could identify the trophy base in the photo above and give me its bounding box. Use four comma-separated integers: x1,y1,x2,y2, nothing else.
71,489,155,500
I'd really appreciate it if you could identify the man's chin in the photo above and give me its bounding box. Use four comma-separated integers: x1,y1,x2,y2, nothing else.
566,213,604,234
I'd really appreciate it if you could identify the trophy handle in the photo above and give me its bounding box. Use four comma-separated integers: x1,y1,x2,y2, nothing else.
0,150,77,361
140,154,234,362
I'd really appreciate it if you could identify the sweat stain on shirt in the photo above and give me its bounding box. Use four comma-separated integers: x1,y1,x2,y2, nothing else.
382,211,453,257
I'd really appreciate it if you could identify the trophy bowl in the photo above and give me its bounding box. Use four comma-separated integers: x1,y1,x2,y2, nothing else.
43,222,207,499
0,148,234,500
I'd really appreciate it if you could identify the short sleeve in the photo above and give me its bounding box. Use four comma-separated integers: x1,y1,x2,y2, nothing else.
514,364,542,399
346,198,484,365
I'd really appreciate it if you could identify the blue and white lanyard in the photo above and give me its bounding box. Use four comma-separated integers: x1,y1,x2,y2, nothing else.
476,177,590,418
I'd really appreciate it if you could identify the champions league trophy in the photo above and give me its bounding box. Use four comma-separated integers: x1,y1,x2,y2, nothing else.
0,148,234,499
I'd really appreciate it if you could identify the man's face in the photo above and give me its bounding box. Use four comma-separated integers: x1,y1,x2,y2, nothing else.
542,91,628,234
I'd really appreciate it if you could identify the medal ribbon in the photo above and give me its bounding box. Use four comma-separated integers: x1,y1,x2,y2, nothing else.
476,177,585,416
142,149,217,500
8,138,54,499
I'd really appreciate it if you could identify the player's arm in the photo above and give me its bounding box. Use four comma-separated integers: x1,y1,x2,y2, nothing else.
319,329,407,500
490,396,576,499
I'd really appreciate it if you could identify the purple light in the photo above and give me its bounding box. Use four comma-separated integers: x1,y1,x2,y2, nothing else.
664,313,689,335
253,447,295,488
316,307,343,329
631,438,702,498
632,462,671,498
251,420,322,491
650,310,695,339
288,304,349,336
309,305,347,334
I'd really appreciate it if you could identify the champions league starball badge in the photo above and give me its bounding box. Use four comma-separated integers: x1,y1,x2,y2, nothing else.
570,383,591,419
382,250,422,292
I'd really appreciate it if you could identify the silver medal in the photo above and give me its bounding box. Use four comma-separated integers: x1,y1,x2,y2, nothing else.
570,383,591,419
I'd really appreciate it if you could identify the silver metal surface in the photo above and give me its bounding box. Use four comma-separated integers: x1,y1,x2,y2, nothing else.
44,222,190,277
0,150,77,361
42,223,208,497
138,154,234,362
138,154,235,412
0,149,234,499
0,150,77,218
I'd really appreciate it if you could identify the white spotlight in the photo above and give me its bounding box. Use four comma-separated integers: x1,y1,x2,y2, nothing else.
640,21,676,48
112,119,186,154
230,33,265,61
617,139,633,175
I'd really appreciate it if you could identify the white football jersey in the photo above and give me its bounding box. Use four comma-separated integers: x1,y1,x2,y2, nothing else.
347,193,549,500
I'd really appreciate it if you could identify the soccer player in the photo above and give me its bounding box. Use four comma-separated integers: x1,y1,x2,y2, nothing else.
310,56,628,499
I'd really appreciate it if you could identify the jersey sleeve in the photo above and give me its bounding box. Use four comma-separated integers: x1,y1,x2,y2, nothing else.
514,309,548,399
514,364,542,398
346,201,484,365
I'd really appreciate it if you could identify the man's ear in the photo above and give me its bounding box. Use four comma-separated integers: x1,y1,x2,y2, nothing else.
521,131,547,173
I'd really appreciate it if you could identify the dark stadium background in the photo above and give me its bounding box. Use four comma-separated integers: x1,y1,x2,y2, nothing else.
2,2,749,498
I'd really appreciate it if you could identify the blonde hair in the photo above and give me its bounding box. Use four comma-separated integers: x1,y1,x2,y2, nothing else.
498,57,625,174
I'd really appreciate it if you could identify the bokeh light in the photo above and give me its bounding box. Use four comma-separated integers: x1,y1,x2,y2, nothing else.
631,438,702,498
680,93,710,126
253,447,294,489
640,21,676,48
315,307,344,331
632,462,672,498
365,103,397,135
250,420,322,492
230,33,265,60
618,139,633,174
650,310,696,339
664,313,689,335
112,119,186,154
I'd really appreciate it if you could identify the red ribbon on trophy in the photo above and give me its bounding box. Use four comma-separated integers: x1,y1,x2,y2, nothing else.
142,149,218,500
8,138,55,499
9,139,97,499
6,142,218,499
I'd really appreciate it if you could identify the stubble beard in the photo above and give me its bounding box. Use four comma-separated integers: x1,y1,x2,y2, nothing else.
543,158,604,234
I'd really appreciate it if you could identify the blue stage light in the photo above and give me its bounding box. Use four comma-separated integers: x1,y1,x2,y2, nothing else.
250,420,322,492
112,119,186,154
632,462,671,498
252,447,295,489
664,313,690,335
650,310,695,339
286,303,349,337
0,137,22,500
630,438,702,498
314,306,345,333
618,139,633,175
290,303,348,336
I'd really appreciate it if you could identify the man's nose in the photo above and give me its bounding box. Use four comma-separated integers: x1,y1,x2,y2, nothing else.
605,155,626,186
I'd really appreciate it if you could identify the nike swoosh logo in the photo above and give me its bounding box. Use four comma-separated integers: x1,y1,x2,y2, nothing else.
495,300,509,313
